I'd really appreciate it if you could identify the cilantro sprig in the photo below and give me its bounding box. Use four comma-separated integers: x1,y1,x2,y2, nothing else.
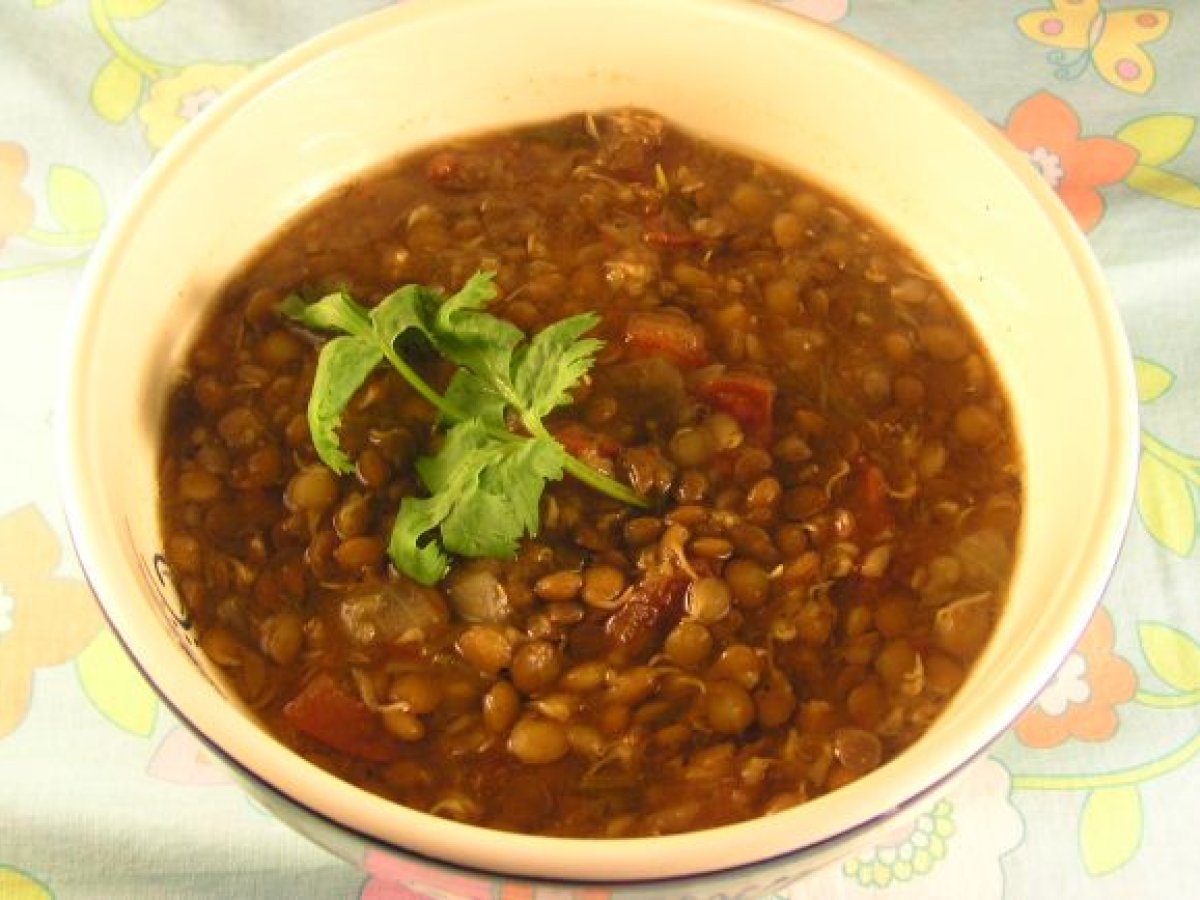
282,271,645,585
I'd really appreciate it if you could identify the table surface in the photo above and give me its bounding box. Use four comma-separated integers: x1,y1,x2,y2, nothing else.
3,1,1199,897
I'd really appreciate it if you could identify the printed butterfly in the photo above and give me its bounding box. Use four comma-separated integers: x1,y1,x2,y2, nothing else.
1017,1,1171,95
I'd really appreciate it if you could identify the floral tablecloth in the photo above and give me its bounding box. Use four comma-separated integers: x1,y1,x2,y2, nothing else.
2,1,1199,897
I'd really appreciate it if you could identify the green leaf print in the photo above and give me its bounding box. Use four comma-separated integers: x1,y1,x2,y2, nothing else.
76,629,159,737
1134,358,1174,404
1116,113,1200,208
1126,164,1200,209
46,165,107,234
1116,114,1196,167
104,0,166,19
1136,451,1197,556
1139,623,1200,693
91,56,144,124
1079,786,1142,876
1135,361,1200,556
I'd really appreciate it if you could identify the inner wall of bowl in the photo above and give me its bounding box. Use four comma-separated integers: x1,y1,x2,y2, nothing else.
69,0,1131,881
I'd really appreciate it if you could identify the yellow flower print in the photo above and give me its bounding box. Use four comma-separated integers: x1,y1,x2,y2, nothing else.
0,865,52,900
138,62,251,149
0,505,102,738
36,1,258,152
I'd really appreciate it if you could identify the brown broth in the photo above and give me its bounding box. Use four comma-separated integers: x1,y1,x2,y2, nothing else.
158,110,1021,837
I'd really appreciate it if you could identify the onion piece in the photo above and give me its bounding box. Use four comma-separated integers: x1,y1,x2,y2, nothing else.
337,580,448,646
445,562,514,624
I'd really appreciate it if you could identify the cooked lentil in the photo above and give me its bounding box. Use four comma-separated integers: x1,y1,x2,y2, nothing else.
158,109,1022,838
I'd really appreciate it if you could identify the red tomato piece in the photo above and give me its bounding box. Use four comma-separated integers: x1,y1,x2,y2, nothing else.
282,672,396,763
694,371,777,436
425,151,460,185
424,150,486,191
551,422,621,460
854,458,895,537
643,227,703,248
603,575,688,664
624,312,709,368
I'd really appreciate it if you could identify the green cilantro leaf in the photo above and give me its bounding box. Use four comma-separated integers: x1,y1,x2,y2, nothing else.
476,436,564,539
389,494,454,585
513,312,603,419
283,283,458,475
441,370,508,431
284,271,646,586
415,417,495,493
390,423,565,573
425,272,524,395
306,336,383,474
281,291,371,338
370,283,439,348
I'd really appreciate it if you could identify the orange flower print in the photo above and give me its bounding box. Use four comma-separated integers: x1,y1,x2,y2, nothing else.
0,142,35,249
1002,91,1138,232
1015,607,1137,749
0,505,102,738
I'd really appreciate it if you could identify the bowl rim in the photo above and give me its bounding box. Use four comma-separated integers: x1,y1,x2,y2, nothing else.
57,0,1140,882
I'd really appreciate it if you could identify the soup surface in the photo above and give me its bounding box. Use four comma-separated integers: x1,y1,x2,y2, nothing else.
159,110,1021,837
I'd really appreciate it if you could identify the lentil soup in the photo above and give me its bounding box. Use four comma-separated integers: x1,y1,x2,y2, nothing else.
158,110,1021,838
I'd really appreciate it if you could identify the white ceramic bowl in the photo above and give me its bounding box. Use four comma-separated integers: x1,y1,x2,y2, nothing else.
59,0,1138,894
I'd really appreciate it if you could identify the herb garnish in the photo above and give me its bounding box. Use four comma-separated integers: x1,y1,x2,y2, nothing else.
282,271,645,585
